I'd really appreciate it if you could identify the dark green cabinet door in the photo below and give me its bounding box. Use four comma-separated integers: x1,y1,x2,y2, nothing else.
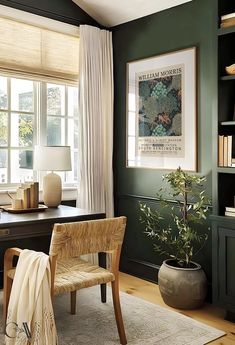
218,227,235,308
212,216,235,317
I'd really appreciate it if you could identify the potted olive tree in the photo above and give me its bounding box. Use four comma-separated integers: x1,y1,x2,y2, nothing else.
140,167,211,309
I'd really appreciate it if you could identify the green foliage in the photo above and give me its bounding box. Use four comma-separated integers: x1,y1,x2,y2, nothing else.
19,115,33,146
0,112,7,145
140,167,211,267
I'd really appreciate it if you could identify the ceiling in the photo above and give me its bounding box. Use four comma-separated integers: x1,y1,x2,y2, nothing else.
72,0,192,27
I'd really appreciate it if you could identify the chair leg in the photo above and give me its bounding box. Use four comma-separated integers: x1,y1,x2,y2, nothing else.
100,283,106,303
111,280,127,345
70,291,77,315
3,276,13,325
99,253,107,303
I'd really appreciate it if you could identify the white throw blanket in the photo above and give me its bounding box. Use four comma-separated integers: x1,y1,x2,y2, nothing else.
5,249,57,345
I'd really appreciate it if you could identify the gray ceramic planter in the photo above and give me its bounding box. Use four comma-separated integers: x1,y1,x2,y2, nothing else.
158,259,207,309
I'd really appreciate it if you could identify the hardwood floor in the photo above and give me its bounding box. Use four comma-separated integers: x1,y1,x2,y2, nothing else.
119,272,235,344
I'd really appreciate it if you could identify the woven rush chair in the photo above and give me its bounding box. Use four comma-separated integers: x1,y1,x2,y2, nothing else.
3,216,127,345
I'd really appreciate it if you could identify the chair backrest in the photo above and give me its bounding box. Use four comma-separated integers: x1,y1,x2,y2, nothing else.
49,216,127,259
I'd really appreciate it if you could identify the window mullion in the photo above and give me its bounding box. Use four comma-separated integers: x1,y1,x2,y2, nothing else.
33,81,38,182
7,77,11,184
37,82,47,186
65,85,68,146
40,82,47,146
65,85,68,184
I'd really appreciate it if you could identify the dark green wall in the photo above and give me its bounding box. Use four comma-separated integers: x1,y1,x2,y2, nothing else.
112,0,217,285
0,0,98,26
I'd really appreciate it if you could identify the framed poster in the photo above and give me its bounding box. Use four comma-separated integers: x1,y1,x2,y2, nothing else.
127,47,197,171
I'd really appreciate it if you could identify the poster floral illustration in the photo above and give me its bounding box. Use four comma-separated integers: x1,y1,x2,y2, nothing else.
127,47,197,171
138,65,184,157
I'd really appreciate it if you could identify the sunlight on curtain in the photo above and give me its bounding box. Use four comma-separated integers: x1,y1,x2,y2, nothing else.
78,25,114,218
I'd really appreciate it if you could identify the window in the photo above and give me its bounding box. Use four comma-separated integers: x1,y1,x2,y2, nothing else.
0,75,78,186
0,6,79,188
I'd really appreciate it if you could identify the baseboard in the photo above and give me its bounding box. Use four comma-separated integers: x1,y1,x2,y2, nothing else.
120,255,160,284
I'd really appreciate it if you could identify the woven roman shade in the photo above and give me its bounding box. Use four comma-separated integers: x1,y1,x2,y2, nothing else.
0,16,79,82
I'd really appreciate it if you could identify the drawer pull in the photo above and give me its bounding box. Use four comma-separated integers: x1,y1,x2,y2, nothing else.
0,228,10,236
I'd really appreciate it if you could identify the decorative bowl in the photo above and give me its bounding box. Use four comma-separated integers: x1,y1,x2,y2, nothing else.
225,64,235,75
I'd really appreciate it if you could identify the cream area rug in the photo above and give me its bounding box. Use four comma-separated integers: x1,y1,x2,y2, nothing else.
0,287,225,345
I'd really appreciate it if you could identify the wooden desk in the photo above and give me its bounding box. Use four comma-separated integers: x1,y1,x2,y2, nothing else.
0,205,106,293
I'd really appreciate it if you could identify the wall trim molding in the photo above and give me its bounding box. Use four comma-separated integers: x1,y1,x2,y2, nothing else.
117,193,212,208
118,194,160,202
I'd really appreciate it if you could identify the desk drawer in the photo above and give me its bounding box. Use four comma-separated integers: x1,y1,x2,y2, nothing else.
0,222,54,241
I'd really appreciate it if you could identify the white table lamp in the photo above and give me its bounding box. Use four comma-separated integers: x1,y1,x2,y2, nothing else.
34,146,72,207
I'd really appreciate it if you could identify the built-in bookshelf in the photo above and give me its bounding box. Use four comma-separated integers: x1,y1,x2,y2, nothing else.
217,1,235,215
211,2,235,320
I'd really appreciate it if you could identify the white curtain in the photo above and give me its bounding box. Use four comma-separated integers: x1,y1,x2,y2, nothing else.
77,25,114,217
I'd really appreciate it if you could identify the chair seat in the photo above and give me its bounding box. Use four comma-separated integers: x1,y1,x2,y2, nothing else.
54,258,115,295
7,258,114,296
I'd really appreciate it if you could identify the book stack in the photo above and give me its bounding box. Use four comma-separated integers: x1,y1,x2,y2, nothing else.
225,206,235,217
221,12,235,28
16,182,39,209
218,135,235,167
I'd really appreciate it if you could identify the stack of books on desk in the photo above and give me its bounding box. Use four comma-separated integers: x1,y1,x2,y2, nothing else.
221,12,235,28
225,206,235,217
16,182,39,209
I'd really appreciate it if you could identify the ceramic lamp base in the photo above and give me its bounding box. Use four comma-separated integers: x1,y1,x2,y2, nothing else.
43,172,61,208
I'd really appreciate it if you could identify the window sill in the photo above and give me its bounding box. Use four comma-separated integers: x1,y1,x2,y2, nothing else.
0,187,77,204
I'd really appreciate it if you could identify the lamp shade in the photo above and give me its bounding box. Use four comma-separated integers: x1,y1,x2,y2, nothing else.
33,146,72,171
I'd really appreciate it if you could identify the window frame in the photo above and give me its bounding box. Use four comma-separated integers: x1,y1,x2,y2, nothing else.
0,74,78,189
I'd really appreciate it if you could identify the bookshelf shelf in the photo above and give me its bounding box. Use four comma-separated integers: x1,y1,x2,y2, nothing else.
218,26,235,36
217,167,235,174
220,121,235,125
220,75,235,81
